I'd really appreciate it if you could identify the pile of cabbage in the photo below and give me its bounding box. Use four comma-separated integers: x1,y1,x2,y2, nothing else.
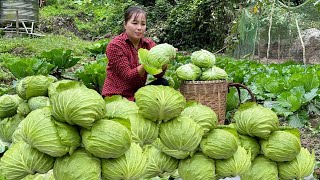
0,75,316,180
175,49,228,81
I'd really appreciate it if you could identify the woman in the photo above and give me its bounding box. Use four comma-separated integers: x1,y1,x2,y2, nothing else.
102,6,168,101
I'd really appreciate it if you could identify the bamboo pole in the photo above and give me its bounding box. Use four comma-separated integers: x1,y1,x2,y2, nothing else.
295,18,306,64
267,0,276,62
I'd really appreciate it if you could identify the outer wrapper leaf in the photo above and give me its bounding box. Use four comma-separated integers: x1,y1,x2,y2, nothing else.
81,119,131,158
101,143,147,180
238,134,260,160
240,155,278,180
53,148,101,180
178,152,215,180
234,102,279,139
51,87,106,129
260,130,301,162
22,170,54,180
200,128,239,159
143,145,179,178
278,147,316,179
138,43,176,75
21,108,81,157
48,80,83,98
159,115,203,152
181,103,218,134
135,85,186,122
215,146,251,178
0,141,54,180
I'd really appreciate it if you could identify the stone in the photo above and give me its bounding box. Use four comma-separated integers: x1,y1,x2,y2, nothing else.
290,28,320,64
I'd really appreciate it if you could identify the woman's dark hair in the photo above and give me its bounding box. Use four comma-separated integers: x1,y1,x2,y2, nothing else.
124,6,146,24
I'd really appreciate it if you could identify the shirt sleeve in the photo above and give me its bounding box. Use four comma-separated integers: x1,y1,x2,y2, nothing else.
106,43,144,87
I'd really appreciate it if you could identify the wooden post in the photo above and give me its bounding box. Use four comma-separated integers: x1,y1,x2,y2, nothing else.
16,9,19,34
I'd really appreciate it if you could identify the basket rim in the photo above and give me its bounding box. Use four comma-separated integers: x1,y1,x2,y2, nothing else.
181,80,227,84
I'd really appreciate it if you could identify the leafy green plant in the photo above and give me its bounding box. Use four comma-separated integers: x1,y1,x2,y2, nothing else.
2,57,54,79
39,49,80,78
85,39,110,56
216,56,320,128
75,55,107,93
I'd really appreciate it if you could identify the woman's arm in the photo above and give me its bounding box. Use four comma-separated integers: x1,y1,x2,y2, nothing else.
106,43,145,86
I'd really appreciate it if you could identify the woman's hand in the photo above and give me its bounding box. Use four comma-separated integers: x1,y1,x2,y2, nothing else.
137,64,146,77
154,64,168,78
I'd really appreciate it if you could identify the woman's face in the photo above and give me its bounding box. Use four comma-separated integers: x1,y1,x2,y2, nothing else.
124,13,146,44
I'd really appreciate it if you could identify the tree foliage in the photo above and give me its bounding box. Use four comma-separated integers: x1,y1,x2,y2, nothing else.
145,0,245,51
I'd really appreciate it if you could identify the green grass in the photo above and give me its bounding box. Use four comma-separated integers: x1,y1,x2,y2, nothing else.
0,34,93,58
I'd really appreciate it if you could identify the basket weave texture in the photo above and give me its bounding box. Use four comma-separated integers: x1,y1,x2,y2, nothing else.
179,80,228,124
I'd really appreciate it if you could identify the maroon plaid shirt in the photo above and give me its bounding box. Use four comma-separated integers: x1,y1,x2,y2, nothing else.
102,33,156,101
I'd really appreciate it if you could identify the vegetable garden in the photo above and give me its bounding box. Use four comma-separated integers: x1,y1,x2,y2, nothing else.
0,0,320,179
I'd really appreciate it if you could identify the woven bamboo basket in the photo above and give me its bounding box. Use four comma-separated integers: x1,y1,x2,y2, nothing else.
180,80,228,124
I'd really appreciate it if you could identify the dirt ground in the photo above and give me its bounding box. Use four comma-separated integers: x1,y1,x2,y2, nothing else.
299,116,320,176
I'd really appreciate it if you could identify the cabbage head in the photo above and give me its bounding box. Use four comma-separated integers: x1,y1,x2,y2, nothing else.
0,114,24,142
175,63,202,81
159,115,203,152
48,79,83,98
200,127,239,159
181,102,218,134
190,49,215,68
234,102,279,139
17,101,31,116
0,141,54,180
143,145,179,178
240,155,278,180
101,143,147,180
178,152,215,180
260,130,301,162
22,170,54,180
16,75,55,100
238,135,260,160
138,43,176,75
200,66,228,80
104,95,139,119
81,119,131,158
130,114,159,147
51,87,106,129
215,146,251,178
0,94,23,118
278,147,316,179
135,85,186,122
152,138,191,159
27,96,50,111
53,148,101,180
21,108,81,157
